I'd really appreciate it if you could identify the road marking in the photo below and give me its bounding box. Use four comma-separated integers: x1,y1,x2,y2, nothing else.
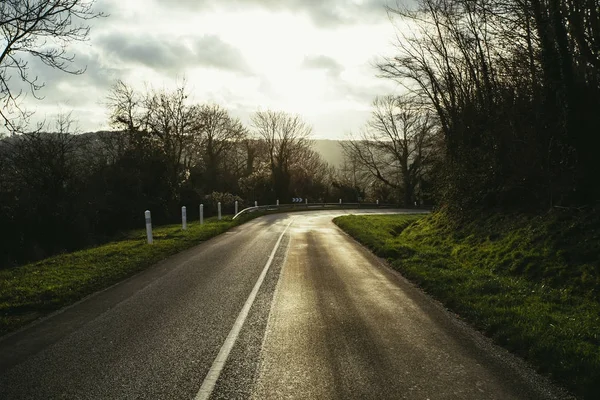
195,218,295,400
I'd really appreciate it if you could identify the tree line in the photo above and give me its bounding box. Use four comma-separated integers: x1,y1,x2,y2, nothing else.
0,72,437,267
1,79,388,267
368,0,600,213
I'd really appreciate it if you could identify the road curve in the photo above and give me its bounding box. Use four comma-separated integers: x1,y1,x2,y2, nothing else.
0,210,571,399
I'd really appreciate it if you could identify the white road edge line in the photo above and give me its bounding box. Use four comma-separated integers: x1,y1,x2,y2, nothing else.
195,218,295,400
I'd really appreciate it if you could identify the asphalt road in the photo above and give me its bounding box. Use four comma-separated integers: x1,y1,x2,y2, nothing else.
0,210,572,399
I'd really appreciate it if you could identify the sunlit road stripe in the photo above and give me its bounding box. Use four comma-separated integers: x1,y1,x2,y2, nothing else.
195,218,295,400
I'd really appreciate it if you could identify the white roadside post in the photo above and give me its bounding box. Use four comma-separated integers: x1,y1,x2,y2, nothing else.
235,201,238,215
376,199,379,206
182,206,187,230
218,202,222,220
339,198,342,206
255,200,258,207
145,210,153,244
276,199,279,206
200,204,204,225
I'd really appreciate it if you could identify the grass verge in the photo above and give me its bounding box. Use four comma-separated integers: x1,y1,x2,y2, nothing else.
0,214,261,336
334,211,600,400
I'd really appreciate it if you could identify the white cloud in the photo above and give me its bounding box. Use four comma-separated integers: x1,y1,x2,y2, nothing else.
14,0,400,138
152,0,389,27
94,32,250,73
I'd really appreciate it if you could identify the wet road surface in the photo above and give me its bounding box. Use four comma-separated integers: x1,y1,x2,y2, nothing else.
0,210,571,399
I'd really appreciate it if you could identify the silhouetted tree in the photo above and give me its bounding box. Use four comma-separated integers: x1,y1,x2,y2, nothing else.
251,110,313,202
0,112,91,264
379,0,600,210
343,95,438,206
0,0,105,133
189,104,247,193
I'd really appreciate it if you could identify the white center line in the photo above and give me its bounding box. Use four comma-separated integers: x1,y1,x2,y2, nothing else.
195,218,295,400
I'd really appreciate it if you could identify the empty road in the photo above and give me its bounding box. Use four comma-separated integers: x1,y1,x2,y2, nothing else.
0,210,571,399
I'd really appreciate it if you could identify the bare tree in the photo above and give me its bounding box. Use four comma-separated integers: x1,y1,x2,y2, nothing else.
100,80,148,164
333,154,372,202
379,0,600,208
0,0,104,133
289,145,335,202
342,95,437,206
251,110,313,201
106,80,145,133
191,104,247,192
143,83,201,178
104,79,203,196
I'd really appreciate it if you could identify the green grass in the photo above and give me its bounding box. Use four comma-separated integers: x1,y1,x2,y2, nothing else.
334,210,600,400
0,214,260,336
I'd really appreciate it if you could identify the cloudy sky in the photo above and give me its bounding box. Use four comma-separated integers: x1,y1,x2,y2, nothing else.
24,0,403,139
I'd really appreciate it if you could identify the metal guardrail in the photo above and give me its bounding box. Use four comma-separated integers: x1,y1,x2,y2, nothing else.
232,202,400,220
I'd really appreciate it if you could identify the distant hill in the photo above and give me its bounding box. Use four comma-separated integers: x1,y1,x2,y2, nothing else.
19,131,348,169
312,140,346,168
